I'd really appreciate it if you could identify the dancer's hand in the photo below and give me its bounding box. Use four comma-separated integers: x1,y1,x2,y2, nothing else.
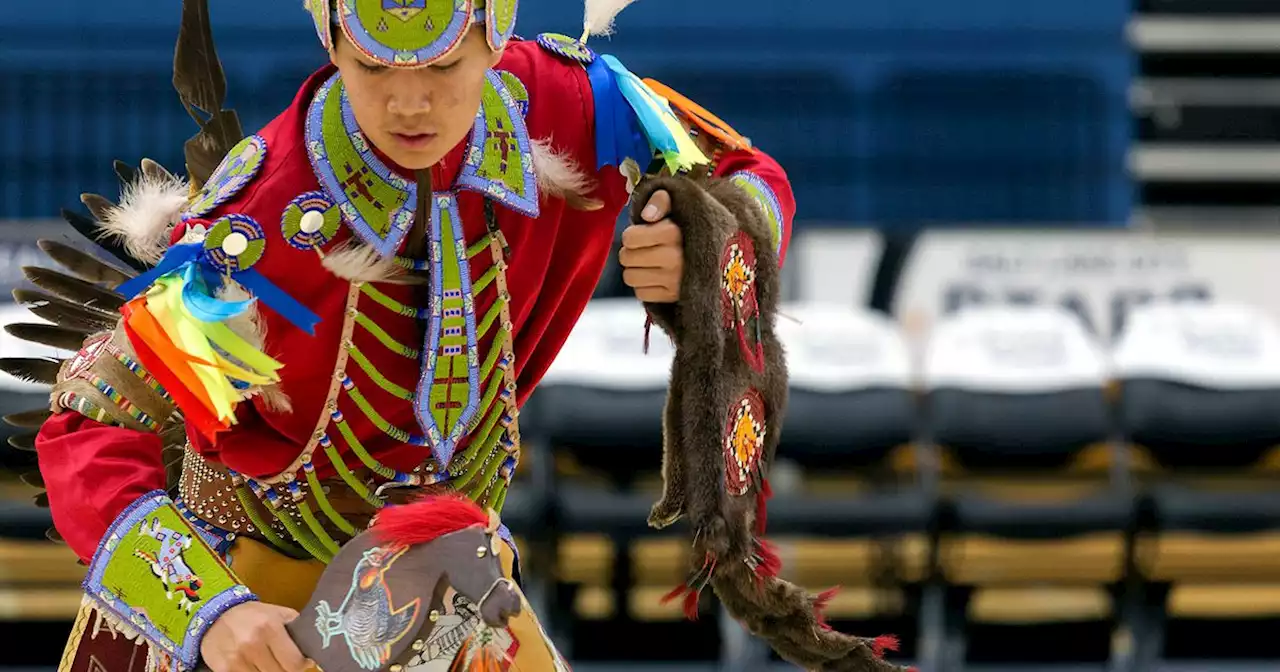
620,189,684,303
201,602,311,672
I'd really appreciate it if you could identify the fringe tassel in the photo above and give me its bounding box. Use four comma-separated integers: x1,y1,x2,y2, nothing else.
872,635,901,658
755,477,773,536
814,586,841,631
642,311,653,354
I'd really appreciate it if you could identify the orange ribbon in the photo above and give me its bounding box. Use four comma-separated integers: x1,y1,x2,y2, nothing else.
642,78,757,154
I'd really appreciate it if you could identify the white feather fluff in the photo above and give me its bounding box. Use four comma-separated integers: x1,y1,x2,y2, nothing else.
584,0,640,37
531,138,597,202
100,169,190,266
216,283,293,413
321,242,403,284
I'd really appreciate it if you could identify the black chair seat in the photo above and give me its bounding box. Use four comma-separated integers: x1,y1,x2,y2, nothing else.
951,491,1134,539
765,491,933,536
780,387,916,469
1153,485,1280,533
557,485,933,538
556,485,667,536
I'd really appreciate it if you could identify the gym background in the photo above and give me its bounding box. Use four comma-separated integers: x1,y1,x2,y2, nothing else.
2,1,1279,671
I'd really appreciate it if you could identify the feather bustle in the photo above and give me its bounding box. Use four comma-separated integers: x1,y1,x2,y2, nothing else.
0,358,63,385
37,239,134,287
22,267,125,312
13,289,119,332
4,408,52,428
97,168,190,266
4,324,92,351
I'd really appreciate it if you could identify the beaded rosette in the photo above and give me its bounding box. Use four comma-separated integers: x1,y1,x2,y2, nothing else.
306,0,520,68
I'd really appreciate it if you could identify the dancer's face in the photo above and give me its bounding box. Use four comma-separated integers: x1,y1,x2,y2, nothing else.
331,28,501,170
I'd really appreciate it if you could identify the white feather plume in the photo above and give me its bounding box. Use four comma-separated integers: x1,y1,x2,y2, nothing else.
99,169,190,266
216,283,293,413
321,242,403,284
531,138,597,203
583,0,640,37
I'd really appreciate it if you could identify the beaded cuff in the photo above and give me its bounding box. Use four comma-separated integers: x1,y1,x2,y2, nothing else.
83,491,257,671
52,328,177,433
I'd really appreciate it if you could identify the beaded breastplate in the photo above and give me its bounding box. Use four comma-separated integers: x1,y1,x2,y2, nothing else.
201,69,540,564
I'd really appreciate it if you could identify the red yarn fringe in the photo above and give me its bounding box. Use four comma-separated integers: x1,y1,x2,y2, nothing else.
756,539,782,579
814,586,841,631
872,635,900,658
755,478,773,536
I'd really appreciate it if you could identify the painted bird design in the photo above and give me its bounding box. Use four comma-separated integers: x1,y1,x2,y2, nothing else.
315,545,422,670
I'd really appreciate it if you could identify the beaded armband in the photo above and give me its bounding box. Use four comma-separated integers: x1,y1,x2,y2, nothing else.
83,491,257,671
52,327,177,433
726,171,786,257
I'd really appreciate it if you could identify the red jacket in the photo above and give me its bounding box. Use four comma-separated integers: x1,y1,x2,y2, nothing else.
36,39,795,563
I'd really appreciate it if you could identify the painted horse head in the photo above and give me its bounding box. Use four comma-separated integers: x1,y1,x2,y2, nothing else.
288,494,524,672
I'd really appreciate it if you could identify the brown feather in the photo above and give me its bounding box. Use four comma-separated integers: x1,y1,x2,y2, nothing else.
0,358,63,385
34,493,49,508
60,208,150,274
113,160,138,186
4,409,52,429
173,0,227,119
80,193,117,223
37,240,134,287
5,324,91,351
13,289,118,333
140,158,177,184
8,433,37,452
184,110,245,187
20,471,44,489
22,267,125,313
46,527,64,544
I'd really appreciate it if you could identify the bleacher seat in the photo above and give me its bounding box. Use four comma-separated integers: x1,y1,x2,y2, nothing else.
919,305,1130,667
1114,302,1280,587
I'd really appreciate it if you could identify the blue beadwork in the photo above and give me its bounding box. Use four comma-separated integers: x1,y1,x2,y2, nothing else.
535,32,596,64
185,135,268,219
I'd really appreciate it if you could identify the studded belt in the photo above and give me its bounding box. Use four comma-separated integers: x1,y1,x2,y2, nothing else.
176,446,388,548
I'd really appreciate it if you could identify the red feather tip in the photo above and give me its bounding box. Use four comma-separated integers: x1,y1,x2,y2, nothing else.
872,635,901,657
755,477,773,536
814,586,841,630
756,539,782,579
372,493,489,547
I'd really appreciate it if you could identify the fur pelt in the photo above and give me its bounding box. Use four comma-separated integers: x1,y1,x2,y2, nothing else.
633,175,911,672
96,164,190,266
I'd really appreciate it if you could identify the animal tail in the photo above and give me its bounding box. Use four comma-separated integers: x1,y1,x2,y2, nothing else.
706,561,913,672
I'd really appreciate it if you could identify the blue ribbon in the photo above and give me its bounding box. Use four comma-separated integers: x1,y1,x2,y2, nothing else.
588,55,650,170
602,55,680,159
180,264,255,324
233,268,320,336
115,243,203,300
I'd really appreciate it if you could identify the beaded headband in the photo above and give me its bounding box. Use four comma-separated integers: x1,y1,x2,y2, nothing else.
306,0,518,68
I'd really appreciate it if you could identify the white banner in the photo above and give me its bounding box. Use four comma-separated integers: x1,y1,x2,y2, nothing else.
888,229,1280,341
787,228,883,306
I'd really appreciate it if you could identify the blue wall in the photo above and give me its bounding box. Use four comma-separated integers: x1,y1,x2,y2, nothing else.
0,0,1133,226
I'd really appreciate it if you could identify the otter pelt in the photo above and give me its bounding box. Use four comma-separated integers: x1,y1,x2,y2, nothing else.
632,175,786,558
630,176,910,672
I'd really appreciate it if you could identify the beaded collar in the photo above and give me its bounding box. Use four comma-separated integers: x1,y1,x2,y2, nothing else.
305,69,538,258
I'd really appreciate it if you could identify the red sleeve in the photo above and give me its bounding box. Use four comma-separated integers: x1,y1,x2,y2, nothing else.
712,148,797,266
36,413,167,563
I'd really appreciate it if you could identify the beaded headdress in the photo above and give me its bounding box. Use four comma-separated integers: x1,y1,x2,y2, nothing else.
305,0,518,67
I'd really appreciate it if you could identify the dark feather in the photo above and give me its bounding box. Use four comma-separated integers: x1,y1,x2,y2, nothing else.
4,409,52,429
140,158,177,184
0,358,63,385
22,267,125,312
80,193,116,223
8,434,36,452
114,160,138,186
184,109,244,187
46,527,64,544
59,208,150,273
173,0,226,119
34,493,49,508
13,289,118,332
19,471,44,489
37,240,134,287
5,324,90,351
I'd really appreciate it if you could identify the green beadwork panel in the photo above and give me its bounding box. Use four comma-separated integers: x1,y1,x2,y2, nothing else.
322,83,413,238
96,503,241,644
475,81,531,199
344,0,470,63
489,0,517,44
